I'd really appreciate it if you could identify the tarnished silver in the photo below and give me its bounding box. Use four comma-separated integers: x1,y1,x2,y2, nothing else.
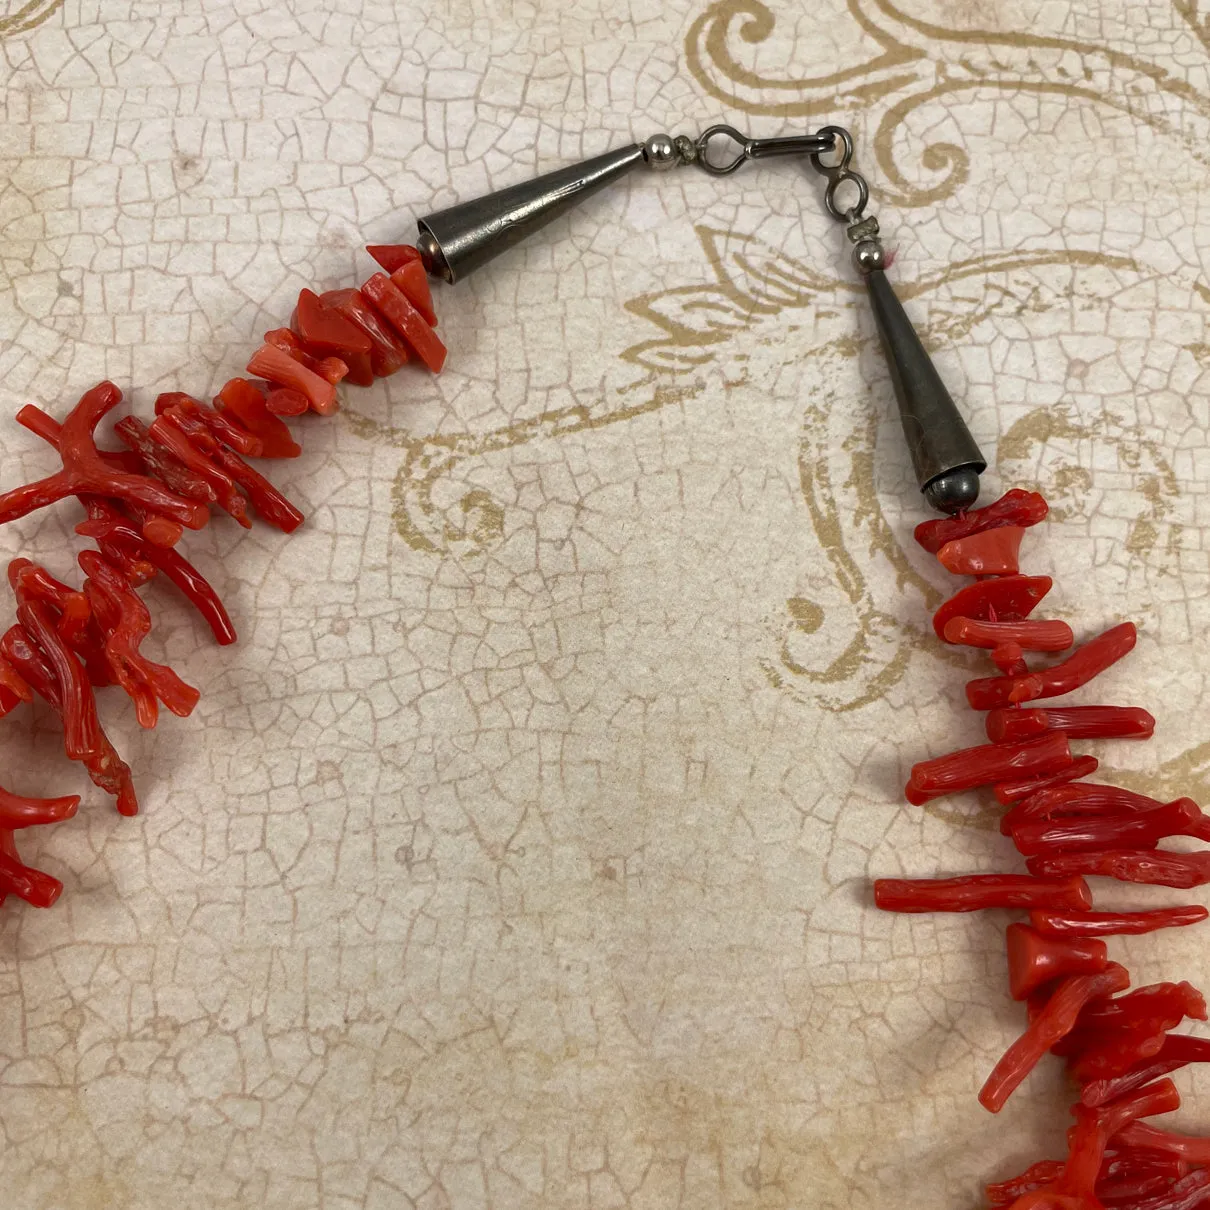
416,123,837,284
417,143,646,284
643,133,679,170
924,468,981,514
864,269,986,513
673,135,697,165
413,119,986,514
851,241,887,273
695,123,835,176
809,126,985,514
809,125,870,223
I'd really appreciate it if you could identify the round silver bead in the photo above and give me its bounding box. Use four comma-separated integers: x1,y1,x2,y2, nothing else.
924,468,981,515
643,133,678,171
851,239,886,275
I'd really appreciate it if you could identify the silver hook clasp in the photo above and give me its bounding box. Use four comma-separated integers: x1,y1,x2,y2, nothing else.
695,124,836,176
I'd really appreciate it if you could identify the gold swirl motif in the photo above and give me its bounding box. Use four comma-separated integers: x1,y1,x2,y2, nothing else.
346,380,703,556
1176,1,1210,53
0,0,62,37
686,0,1210,207
997,406,1182,566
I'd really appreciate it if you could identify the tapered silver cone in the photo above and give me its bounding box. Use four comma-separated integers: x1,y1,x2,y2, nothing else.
864,269,986,513
416,144,646,284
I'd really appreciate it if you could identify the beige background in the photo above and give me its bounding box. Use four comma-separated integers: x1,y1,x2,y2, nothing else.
3,1,1210,1206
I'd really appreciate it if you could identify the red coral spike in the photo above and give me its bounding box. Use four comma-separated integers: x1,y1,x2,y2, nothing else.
873,874,1091,913
1027,849,1210,889
0,834,64,908
987,705,1155,743
112,414,218,506
1116,1122,1210,1165
1059,1079,1181,1198
937,525,1025,575
153,391,263,457
994,755,1100,804
0,783,80,909
1030,906,1209,939
1010,799,1205,857
322,287,410,377
148,411,251,526
390,260,438,326
915,488,1049,553
366,244,421,274
1,620,136,815
75,500,236,645
264,328,349,385
905,732,1072,805
999,782,1166,835
932,574,1053,639
0,651,33,717
247,343,338,414
360,272,447,372
79,550,200,725
986,1161,1067,1206
1006,924,1108,1000
215,378,301,459
292,288,374,387
7,559,112,687
209,444,303,533
156,406,303,534
943,616,1074,650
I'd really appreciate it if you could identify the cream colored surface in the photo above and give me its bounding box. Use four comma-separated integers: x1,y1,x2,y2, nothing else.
3,1,1210,1206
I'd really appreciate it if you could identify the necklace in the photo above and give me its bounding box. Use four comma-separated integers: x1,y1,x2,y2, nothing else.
0,121,1205,1207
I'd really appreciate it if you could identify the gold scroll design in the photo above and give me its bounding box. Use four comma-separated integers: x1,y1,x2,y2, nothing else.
0,0,62,38
997,404,1182,568
344,381,704,557
1176,1,1210,56
686,0,1210,208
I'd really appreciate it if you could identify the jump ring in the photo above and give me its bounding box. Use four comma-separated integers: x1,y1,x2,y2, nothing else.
824,170,869,222
810,125,854,179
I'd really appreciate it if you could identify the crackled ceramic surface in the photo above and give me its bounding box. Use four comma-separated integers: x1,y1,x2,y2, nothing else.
3,1,1210,1206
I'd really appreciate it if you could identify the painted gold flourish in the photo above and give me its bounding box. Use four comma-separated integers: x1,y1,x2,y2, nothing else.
997,405,1183,568
0,0,62,37
346,381,702,556
687,0,1210,207
1176,0,1210,54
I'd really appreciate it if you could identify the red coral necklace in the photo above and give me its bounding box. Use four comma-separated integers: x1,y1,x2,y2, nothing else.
2,123,1203,1208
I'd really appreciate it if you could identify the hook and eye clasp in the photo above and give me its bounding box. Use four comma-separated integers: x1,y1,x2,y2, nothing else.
694,124,837,175
694,123,869,223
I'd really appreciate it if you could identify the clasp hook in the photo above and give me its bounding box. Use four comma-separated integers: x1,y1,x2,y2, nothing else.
695,124,837,176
